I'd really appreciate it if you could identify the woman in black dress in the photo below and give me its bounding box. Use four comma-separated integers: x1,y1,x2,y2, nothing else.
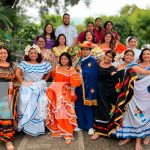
91,50,118,139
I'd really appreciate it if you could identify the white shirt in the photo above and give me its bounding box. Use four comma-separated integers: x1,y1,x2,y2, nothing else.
132,48,141,62
55,25,78,46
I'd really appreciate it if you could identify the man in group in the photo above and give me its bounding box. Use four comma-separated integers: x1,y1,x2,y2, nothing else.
93,17,105,42
77,22,100,44
55,13,78,49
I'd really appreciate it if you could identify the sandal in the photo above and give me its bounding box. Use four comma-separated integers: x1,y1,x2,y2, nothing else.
51,133,62,137
5,142,14,150
91,134,100,140
65,139,72,145
118,139,130,145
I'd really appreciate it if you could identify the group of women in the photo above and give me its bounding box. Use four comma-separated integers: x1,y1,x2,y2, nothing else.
0,21,150,150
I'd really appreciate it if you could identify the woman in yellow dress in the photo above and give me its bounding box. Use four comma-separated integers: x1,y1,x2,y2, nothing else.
53,34,69,64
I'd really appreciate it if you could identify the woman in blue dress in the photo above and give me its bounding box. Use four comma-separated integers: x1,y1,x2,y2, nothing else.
16,44,52,136
115,49,150,150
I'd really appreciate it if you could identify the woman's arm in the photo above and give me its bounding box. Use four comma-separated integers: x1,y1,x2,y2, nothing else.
15,68,24,83
43,72,51,82
132,66,150,75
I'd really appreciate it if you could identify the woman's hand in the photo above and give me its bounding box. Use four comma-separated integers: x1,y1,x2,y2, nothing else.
76,65,81,72
111,72,117,76
22,81,34,87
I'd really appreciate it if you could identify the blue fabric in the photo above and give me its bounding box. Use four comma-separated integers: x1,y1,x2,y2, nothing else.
75,56,98,130
19,61,52,74
76,56,98,101
127,62,138,69
17,80,47,136
75,98,93,130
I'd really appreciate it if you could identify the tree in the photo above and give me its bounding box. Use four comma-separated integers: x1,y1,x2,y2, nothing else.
40,14,62,30
2,0,91,13
84,16,94,26
0,2,14,29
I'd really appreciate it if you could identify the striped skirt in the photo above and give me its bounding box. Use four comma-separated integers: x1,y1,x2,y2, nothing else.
0,86,18,142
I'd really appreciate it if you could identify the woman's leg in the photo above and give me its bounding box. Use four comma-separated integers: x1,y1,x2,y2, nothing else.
118,138,130,145
135,138,142,150
5,142,14,150
91,133,100,140
143,136,149,145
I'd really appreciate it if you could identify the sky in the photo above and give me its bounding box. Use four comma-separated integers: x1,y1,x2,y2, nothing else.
23,0,150,24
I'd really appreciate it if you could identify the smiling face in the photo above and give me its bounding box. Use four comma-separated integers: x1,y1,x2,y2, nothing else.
63,15,70,25
37,37,46,49
128,38,138,49
124,51,134,63
104,33,112,43
0,48,8,62
81,48,91,58
28,48,38,61
85,31,93,42
104,52,113,63
142,50,150,62
106,22,113,31
60,55,69,66
87,23,94,32
58,35,66,45
45,24,53,34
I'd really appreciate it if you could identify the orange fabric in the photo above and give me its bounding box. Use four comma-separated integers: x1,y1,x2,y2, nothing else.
115,42,127,54
99,43,111,53
0,120,15,142
46,66,81,138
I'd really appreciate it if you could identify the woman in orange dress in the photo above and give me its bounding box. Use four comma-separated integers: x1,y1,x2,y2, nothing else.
46,52,81,144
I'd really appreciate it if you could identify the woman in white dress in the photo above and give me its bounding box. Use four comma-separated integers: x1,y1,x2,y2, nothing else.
16,44,52,136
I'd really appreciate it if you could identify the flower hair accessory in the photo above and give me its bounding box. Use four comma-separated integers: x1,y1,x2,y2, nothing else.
25,44,41,55
79,41,94,49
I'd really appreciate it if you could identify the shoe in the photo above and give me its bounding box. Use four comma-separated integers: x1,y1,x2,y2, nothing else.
5,142,14,150
74,127,82,131
88,128,94,135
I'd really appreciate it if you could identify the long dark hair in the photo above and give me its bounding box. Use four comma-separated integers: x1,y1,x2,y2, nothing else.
138,48,150,63
59,52,72,69
55,34,67,47
101,32,115,50
104,20,113,30
84,30,95,43
24,48,43,63
105,50,116,62
43,23,56,40
0,45,13,65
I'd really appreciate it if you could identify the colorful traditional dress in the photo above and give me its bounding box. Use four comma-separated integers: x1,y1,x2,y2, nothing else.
75,56,98,130
0,64,17,142
53,46,69,64
17,61,51,136
115,63,150,138
93,65,119,136
46,66,81,139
